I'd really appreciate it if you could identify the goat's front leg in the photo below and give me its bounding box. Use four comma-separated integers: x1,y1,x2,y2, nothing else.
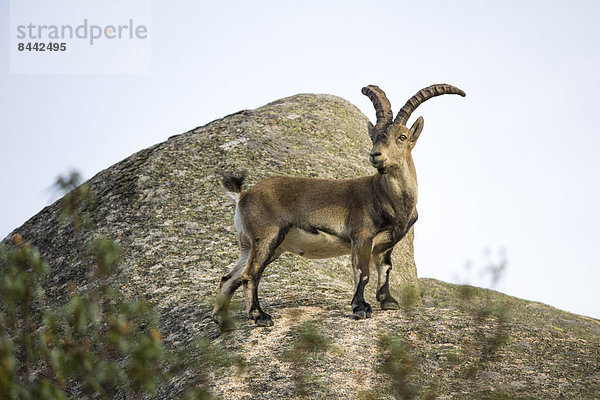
350,236,373,319
373,249,400,310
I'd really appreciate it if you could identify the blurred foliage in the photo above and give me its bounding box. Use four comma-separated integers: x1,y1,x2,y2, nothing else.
0,172,240,399
399,283,420,313
55,172,94,232
282,320,330,398
363,253,512,400
359,334,438,400
457,252,510,379
374,334,419,400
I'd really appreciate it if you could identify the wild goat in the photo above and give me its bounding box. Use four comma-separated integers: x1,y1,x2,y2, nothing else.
213,84,465,330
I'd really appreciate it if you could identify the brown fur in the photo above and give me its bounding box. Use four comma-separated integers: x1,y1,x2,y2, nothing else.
212,84,465,330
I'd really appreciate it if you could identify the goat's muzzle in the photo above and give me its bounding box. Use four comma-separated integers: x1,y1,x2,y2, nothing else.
369,152,388,174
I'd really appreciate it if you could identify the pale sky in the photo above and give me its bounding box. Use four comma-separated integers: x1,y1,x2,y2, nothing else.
2,1,599,318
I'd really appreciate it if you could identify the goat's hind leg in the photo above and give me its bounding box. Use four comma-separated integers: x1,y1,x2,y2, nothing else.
242,227,284,327
212,240,250,331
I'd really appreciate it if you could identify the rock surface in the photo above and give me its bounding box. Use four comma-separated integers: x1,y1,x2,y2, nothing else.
4,94,599,399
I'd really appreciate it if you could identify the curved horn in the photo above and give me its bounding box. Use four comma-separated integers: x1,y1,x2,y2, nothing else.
395,84,466,126
362,85,393,129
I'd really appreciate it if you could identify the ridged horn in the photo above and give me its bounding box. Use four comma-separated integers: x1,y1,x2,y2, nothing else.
362,85,393,129
395,84,466,126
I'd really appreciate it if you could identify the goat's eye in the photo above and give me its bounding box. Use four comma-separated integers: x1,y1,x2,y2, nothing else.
398,134,407,141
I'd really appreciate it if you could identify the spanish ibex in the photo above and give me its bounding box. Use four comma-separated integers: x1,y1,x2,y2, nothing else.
213,84,465,330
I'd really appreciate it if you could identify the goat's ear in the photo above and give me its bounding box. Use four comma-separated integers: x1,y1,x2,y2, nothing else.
367,121,376,142
409,116,424,142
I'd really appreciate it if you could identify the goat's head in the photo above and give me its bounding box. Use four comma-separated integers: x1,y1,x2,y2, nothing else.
362,84,465,174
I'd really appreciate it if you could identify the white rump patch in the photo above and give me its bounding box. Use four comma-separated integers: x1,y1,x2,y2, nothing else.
233,205,244,233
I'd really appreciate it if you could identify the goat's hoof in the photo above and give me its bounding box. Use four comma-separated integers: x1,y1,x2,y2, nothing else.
352,302,372,320
253,312,274,327
213,313,236,332
381,298,400,310
219,318,236,332
352,309,367,320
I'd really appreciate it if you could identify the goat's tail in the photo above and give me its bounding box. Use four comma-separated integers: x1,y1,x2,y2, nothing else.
221,171,246,205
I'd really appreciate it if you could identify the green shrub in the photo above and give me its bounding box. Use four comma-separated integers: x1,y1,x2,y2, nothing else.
0,172,239,399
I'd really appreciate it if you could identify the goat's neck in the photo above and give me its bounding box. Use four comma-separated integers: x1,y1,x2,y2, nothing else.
375,159,418,220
